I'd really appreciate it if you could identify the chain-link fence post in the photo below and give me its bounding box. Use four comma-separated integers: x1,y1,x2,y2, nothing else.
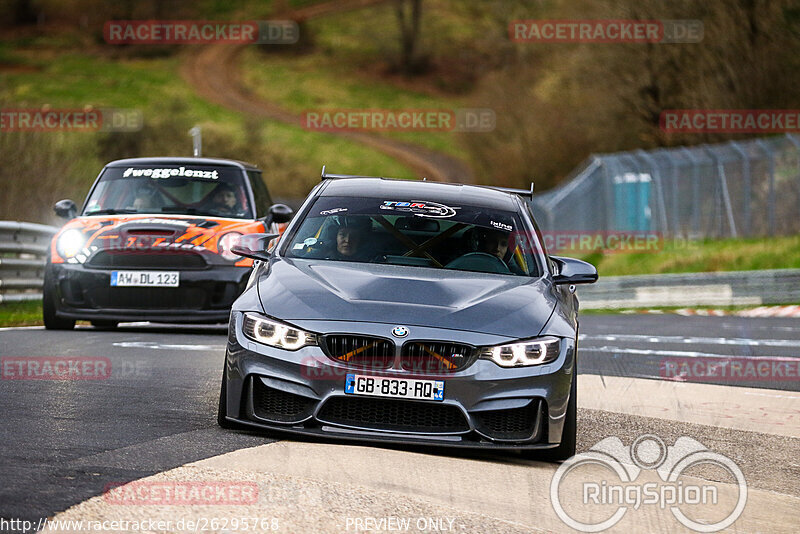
728,141,751,236
785,134,800,226
755,139,776,236
635,150,669,236
679,147,701,236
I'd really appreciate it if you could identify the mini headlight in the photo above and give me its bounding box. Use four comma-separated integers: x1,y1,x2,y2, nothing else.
242,312,317,351
479,336,561,367
56,229,86,259
218,232,243,261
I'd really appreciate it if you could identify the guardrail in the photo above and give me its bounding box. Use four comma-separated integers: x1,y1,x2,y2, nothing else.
578,268,800,309
0,221,59,304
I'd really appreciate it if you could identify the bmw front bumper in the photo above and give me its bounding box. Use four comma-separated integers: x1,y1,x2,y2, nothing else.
222,311,576,449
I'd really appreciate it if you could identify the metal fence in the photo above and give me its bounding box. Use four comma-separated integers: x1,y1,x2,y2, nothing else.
577,268,800,309
0,221,58,303
531,134,800,238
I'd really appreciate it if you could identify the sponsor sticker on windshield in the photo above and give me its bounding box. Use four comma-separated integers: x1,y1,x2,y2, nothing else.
490,220,513,231
122,167,220,180
379,200,457,218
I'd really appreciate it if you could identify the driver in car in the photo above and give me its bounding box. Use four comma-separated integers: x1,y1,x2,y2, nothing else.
331,218,373,260
207,184,242,216
132,183,163,212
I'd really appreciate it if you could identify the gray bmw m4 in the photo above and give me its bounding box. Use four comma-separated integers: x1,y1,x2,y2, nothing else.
218,170,597,460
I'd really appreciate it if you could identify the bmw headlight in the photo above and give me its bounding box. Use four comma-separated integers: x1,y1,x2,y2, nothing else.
56,229,86,259
218,232,243,261
242,312,317,350
479,336,561,367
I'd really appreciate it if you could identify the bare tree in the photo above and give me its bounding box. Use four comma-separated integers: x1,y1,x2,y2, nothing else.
394,0,423,74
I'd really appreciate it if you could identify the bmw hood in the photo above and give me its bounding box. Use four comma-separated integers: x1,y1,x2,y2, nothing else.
257,258,558,339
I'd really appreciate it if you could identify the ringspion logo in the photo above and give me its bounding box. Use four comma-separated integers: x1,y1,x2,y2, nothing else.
551,435,746,532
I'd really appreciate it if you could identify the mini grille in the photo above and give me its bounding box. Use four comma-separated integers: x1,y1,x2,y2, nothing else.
86,286,206,309
88,250,207,269
252,380,316,423
317,396,469,433
473,402,540,440
323,335,395,369
401,342,475,373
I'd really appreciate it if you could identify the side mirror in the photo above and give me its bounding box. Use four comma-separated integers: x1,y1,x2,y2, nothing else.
550,256,598,285
54,199,78,220
231,233,279,262
263,203,293,225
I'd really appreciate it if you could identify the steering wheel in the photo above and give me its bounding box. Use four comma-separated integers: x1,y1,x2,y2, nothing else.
445,252,510,274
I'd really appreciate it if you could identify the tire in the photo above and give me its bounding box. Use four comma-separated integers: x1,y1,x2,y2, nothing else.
540,371,577,462
217,365,238,429
91,320,118,329
521,370,577,463
42,272,75,330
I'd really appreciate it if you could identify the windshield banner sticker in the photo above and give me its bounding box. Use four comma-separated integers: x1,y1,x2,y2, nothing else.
490,220,513,231
380,201,457,218
320,208,348,215
122,167,220,180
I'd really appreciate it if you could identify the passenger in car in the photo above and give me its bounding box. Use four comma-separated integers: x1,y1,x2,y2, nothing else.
475,227,526,275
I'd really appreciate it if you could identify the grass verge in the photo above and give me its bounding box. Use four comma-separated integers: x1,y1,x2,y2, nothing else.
0,300,43,327
575,235,800,277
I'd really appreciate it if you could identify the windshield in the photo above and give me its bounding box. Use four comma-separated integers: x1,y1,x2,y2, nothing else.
83,165,253,219
284,196,541,277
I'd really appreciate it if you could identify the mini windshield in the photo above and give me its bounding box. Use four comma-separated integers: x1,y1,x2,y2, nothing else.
284,196,541,277
83,165,253,219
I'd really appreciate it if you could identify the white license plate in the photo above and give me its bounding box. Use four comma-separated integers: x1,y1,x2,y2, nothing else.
345,373,444,401
110,271,179,287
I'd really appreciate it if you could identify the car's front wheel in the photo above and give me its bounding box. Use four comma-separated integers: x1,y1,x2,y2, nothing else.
217,365,241,429
523,370,576,463
43,271,75,331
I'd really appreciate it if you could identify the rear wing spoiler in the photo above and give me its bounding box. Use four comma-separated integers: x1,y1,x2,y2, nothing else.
320,165,534,198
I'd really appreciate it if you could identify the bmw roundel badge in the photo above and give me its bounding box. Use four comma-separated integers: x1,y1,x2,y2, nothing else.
391,325,409,338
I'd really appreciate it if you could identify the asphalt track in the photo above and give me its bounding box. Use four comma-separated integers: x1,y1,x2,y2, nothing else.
0,314,798,532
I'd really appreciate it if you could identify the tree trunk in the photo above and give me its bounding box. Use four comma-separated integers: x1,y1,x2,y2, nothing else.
394,0,423,74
